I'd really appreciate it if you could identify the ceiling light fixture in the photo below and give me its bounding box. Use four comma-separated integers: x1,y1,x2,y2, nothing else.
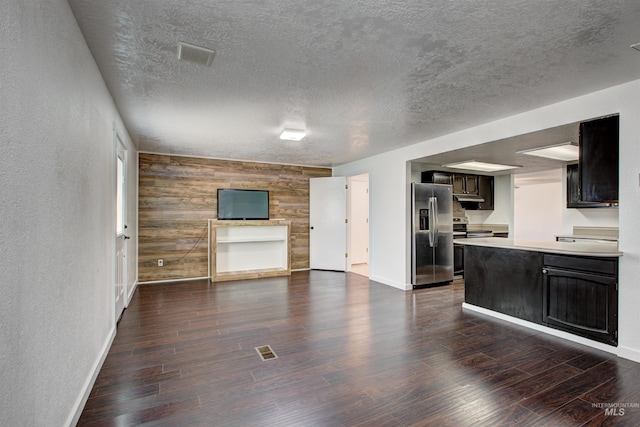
631,41,640,52
279,129,306,141
442,160,522,172
443,160,521,172
518,141,579,161
177,41,215,66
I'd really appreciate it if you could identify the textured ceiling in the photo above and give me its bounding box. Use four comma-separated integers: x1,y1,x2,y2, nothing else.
67,0,640,167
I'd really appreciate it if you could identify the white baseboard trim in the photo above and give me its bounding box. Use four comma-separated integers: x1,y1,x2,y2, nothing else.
617,346,640,364
137,276,209,285
126,280,138,306
66,326,116,427
462,303,618,356
369,274,411,291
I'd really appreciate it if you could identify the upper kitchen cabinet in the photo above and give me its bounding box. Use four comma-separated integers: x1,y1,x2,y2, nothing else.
566,164,611,208
477,175,494,210
453,174,478,195
420,170,492,210
579,115,619,203
421,171,452,185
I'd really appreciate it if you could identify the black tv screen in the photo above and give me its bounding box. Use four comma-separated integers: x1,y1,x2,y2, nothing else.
217,189,269,220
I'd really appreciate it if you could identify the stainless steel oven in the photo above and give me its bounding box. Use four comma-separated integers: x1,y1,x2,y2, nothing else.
452,218,494,277
453,217,467,277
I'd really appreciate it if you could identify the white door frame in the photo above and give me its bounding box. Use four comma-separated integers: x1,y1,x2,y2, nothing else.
114,130,128,321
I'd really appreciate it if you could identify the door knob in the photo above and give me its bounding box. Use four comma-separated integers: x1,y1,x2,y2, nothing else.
124,235,131,240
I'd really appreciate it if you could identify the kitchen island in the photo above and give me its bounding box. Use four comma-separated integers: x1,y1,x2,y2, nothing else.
454,237,622,347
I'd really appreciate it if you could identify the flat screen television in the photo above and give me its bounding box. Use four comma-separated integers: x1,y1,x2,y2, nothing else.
217,189,269,220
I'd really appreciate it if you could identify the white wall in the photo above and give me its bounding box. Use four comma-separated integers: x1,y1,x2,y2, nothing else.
0,1,136,425
466,174,514,233
514,182,563,241
334,79,640,363
562,208,619,234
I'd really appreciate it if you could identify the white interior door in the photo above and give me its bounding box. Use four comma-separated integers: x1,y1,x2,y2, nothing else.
350,178,369,264
115,135,128,321
310,177,347,271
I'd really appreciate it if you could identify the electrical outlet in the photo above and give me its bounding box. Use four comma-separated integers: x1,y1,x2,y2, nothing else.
158,259,164,267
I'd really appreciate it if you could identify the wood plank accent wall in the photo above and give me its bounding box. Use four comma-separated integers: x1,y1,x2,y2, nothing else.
138,153,331,282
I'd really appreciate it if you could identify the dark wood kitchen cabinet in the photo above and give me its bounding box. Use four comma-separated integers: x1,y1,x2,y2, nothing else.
421,171,452,185
477,175,494,210
566,164,611,208
464,246,543,324
542,254,618,345
453,174,478,194
579,115,619,203
464,245,619,346
454,243,464,277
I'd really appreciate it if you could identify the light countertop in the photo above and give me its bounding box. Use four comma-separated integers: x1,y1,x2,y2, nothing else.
454,237,622,257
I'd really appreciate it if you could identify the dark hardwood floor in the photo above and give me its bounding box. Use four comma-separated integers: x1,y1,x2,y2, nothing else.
79,271,640,426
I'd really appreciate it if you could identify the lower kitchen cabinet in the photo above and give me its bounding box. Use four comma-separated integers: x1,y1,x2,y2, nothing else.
464,246,619,346
542,254,618,345
454,243,464,276
464,246,543,323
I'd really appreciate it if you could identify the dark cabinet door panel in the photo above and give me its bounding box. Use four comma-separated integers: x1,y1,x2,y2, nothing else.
421,171,452,185
543,267,617,345
478,175,494,210
543,253,617,276
465,175,478,194
464,246,543,323
579,115,619,203
454,243,464,276
452,174,465,193
566,163,610,208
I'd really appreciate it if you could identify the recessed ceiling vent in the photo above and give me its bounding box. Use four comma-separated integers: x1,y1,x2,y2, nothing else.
177,42,215,66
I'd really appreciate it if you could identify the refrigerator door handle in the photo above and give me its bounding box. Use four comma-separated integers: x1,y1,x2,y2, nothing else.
427,197,434,247
433,197,439,247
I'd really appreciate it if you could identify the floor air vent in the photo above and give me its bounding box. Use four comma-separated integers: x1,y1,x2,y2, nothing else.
255,345,278,361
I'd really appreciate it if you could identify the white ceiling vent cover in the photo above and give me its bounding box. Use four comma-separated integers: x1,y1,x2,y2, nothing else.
177,42,215,66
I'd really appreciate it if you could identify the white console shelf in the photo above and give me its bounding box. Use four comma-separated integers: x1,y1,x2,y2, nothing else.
208,219,291,282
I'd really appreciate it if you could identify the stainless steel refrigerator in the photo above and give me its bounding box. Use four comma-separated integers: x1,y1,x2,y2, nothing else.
411,183,454,287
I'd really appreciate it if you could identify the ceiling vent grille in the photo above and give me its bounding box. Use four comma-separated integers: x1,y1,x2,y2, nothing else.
177,42,215,66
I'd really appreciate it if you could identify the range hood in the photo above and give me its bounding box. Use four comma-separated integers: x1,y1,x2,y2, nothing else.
454,194,485,203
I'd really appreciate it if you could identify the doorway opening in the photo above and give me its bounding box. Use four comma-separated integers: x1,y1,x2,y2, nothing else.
348,173,369,277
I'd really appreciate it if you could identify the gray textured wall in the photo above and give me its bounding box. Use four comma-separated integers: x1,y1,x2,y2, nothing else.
0,1,136,425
